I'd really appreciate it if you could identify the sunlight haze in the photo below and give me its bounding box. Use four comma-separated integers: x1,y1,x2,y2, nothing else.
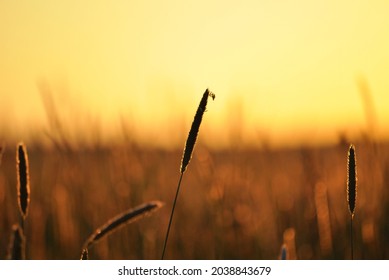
1,0,389,148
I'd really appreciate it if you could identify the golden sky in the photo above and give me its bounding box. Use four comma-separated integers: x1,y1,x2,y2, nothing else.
1,0,389,148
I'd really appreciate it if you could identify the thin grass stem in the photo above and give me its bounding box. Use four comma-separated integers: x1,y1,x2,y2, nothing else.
347,144,357,260
350,217,354,260
161,173,183,259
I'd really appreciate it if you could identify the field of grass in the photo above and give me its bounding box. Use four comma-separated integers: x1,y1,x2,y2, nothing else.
1,138,388,260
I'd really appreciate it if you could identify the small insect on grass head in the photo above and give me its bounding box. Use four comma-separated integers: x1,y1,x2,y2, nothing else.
347,144,357,218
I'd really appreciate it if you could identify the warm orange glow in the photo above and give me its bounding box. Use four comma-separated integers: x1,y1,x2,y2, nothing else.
1,1,389,148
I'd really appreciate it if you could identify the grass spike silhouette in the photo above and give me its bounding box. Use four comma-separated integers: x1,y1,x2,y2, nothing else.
161,89,215,259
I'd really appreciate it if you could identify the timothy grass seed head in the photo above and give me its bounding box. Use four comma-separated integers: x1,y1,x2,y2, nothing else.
180,88,215,173
347,144,357,217
16,142,30,220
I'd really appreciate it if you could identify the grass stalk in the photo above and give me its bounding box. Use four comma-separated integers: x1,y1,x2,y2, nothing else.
350,218,353,259
161,173,183,259
16,142,30,224
7,224,26,260
161,89,215,259
280,244,288,260
80,248,89,260
347,144,357,259
82,201,163,255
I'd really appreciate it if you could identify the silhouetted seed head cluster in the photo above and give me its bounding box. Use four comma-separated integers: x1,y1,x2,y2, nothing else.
162,88,215,259
180,88,215,173
83,201,164,250
16,143,30,220
347,144,357,217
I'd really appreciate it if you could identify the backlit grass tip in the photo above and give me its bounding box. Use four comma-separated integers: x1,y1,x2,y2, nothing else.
180,88,215,173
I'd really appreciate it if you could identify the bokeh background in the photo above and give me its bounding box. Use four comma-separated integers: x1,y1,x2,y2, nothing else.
1,0,389,259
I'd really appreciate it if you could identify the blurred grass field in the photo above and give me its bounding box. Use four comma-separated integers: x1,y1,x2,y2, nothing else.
1,0,389,261
1,139,388,260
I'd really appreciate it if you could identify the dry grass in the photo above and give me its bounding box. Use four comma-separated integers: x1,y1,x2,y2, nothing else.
180,89,215,173
7,224,26,260
16,143,30,221
347,144,357,217
162,89,215,259
347,144,357,259
80,248,88,260
82,201,163,252
0,140,388,259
